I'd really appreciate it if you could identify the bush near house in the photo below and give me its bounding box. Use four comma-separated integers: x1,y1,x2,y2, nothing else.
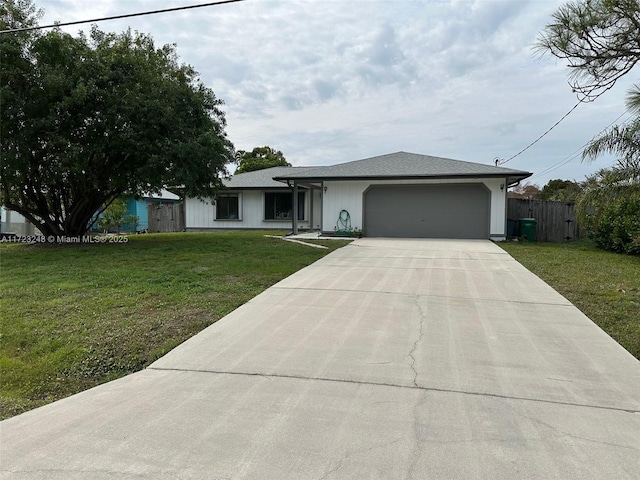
97,199,139,234
585,198,640,255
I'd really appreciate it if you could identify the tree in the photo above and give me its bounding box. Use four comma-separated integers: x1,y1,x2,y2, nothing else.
0,1,233,239
509,182,541,199
234,146,291,174
536,0,640,102
574,97,640,232
538,0,640,252
539,179,583,202
576,164,639,219
537,0,640,183
582,115,640,186
97,199,138,234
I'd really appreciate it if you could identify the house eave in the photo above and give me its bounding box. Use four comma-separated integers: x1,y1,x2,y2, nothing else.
219,185,311,191
273,172,533,184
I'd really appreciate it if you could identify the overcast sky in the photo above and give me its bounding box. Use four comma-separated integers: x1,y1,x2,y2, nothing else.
35,0,638,186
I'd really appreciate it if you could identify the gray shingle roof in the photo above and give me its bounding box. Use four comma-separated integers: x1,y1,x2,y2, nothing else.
224,152,532,189
273,152,531,182
223,166,317,189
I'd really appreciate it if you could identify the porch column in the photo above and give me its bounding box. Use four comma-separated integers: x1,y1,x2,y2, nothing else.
309,186,314,231
292,181,299,235
320,182,324,234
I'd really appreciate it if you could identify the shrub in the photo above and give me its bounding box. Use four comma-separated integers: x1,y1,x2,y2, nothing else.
587,198,640,255
97,199,139,234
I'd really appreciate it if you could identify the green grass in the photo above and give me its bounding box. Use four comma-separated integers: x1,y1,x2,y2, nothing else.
499,239,640,360
0,232,350,419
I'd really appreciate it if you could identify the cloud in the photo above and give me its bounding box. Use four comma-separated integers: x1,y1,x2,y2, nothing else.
363,23,405,68
35,0,632,186
313,79,338,101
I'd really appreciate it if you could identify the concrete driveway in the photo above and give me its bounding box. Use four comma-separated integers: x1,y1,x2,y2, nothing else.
2,239,639,479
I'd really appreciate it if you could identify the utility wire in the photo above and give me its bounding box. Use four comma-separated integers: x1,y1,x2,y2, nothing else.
528,110,631,181
498,100,583,165
528,151,582,181
0,0,247,34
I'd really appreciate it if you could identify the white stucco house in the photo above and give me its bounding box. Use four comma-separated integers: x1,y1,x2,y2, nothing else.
185,152,532,240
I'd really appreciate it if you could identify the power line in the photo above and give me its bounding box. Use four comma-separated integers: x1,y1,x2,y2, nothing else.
528,111,631,181
497,100,583,165
527,151,582,182
0,0,247,34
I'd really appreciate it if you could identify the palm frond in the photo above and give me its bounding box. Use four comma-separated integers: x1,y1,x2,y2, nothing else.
626,84,640,115
575,167,640,225
583,117,640,173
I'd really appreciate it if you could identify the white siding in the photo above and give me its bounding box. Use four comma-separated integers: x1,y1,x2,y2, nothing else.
185,197,216,229
321,178,508,239
185,190,312,230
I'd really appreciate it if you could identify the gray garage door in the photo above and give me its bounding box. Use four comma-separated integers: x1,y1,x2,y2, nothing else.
363,184,490,238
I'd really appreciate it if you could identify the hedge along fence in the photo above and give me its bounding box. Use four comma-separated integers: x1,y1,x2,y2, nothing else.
507,198,584,243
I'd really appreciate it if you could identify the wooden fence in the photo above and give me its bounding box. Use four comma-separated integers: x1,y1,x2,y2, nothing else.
147,203,185,233
507,198,583,242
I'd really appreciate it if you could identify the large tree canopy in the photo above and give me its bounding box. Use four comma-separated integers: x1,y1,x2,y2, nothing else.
234,146,291,174
537,0,640,102
0,1,233,238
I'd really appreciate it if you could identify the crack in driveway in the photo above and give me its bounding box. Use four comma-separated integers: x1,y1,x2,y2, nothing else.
408,295,426,388
147,367,640,414
270,285,573,307
406,296,429,479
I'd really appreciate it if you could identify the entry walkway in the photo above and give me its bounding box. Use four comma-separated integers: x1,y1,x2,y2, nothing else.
2,239,639,479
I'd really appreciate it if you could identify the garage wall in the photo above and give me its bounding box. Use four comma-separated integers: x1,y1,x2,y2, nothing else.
321,178,508,239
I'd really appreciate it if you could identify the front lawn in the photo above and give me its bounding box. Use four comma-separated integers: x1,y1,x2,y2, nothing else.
0,232,349,419
499,240,640,360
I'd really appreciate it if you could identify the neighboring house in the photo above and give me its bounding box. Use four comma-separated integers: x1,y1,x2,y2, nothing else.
186,152,532,240
93,189,181,232
0,206,42,236
124,189,181,231
2,190,181,236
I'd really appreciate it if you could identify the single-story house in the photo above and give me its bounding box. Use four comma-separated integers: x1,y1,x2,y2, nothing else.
92,189,181,232
185,152,532,240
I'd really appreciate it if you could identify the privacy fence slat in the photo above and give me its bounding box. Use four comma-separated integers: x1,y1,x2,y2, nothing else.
147,204,185,233
507,198,583,243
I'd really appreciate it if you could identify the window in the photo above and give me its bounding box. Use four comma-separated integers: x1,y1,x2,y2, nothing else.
216,194,240,220
264,191,305,221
